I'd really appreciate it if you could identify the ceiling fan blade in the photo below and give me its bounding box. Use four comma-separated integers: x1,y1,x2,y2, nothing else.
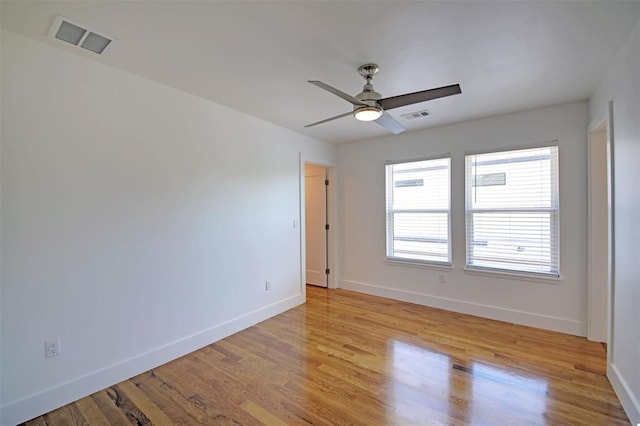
305,111,353,128
374,111,405,134
379,84,461,111
309,81,366,106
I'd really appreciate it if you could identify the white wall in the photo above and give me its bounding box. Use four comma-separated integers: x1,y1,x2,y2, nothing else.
589,17,640,424
0,30,336,425
338,102,588,335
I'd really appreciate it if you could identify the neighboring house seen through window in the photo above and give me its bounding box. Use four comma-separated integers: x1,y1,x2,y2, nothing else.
465,145,560,277
385,157,451,265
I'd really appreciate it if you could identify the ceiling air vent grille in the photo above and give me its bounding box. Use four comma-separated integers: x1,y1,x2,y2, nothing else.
400,109,430,120
49,15,113,55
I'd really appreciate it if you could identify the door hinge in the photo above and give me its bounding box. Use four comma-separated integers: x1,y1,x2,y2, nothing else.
325,179,329,186
325,268,330,275
325,224,330,230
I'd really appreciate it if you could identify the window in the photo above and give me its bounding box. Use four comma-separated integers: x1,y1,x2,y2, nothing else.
385,157,451,265
465,146,559,277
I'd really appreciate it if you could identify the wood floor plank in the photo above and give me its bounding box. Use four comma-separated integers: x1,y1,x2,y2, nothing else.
25,286,630,425
130,371,202,425
135,370,220,424
151,359,257,424
89,389,134,425
107,384,151,425
240,400,289,426
42,404,86,426
73,397,111,425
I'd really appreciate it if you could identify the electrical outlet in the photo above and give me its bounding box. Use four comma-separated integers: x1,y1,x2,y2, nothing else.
45,338,61,358
438,273,446,284
265,280,271,291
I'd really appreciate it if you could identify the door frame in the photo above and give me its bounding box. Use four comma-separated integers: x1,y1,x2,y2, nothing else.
587,100,615,355
299,154,337,292
304,163,329,287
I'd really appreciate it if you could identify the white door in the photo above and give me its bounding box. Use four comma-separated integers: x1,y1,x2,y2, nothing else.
305,164,328,287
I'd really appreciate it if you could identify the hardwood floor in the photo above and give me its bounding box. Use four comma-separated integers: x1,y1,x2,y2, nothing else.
25,286,629,425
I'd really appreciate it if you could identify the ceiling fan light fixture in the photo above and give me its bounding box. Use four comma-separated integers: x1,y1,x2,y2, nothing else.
354,106,382,121
305,63,461,134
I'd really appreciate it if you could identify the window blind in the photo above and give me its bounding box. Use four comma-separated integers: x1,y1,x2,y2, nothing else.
386,157,451,264
465,146,559,276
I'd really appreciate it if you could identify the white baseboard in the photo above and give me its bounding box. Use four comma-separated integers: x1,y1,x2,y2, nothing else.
339,279,585,336
608,362,640,424
1,293,304,426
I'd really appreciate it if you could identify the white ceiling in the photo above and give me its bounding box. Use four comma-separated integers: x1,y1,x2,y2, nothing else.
2,1,639,144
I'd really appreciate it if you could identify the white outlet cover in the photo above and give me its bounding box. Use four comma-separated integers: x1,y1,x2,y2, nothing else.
45,339,61,358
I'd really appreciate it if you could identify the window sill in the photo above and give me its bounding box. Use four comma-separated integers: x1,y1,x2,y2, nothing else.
464,267,562,284
386,258,454,271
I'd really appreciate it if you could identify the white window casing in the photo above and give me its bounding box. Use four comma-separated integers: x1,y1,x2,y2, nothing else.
386,156,451,266
465,146,560,277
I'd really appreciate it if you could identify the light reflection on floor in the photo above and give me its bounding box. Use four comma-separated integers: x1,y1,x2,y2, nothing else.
387,340,548,425
388,340,452,424
469,362,547,425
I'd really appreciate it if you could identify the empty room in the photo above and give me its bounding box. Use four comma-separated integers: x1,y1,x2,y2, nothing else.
1,1,639,425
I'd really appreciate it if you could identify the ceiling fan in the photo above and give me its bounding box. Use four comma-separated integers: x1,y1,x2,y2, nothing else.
305,64,461,134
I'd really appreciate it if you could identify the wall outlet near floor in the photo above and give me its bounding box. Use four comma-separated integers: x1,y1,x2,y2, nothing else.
265,280,271,291
45,338,61,358
438,273,446,284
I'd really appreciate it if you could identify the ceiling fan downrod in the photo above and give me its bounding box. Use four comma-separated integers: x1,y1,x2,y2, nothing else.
358,63,379,93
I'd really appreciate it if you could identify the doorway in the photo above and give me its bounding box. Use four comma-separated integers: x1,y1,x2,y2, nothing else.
587,112,614,345
305,163,329,287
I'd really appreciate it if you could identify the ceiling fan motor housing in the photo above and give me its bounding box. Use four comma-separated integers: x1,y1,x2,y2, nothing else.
355,89,381,105
354,91,382,121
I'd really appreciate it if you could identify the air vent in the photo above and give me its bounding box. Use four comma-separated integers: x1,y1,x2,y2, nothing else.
49,15,113,55
400,109,430,120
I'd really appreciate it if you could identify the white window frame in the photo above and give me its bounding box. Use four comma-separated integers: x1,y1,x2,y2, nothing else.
464,144,560,278
385,155,452,266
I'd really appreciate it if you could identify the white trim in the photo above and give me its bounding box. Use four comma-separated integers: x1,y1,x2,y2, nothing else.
339,279,585,336
463,267,562,283
385,259,454,271
299,154,307,292
385,156,452,266
464,145,560,279
606,100,615,365
464,139,559,156
385,152,452,166
0,294,304,426
608,362,640,424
